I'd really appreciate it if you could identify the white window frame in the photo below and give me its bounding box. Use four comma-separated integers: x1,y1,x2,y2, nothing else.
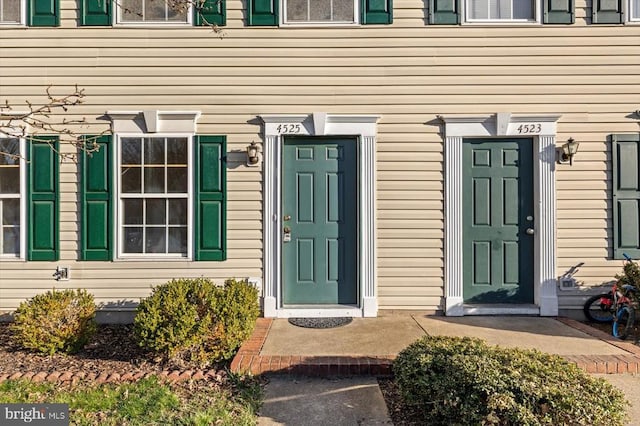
114,0,193,26
281,0,359,25
463,0,540,23
0,136,26,260
0,0,26,25
115,133,194,260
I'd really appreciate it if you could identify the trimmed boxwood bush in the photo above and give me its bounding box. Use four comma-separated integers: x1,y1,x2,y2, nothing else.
11,289,96,355
134,278,259,366
393,336,627,426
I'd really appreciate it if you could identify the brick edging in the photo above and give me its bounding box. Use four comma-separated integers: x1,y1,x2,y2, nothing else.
0,369,225,385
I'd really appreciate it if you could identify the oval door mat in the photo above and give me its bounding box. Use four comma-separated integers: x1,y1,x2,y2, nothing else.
288,317,353,329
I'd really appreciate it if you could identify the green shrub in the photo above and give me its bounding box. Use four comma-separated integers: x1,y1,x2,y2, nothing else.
11,289,96,355
393,336,627,426
134,278,259,366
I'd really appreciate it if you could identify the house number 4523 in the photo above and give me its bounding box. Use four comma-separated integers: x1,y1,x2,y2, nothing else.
516,123,542,134
276,124,302,134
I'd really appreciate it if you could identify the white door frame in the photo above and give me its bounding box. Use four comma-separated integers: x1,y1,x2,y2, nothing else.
260,113,380,318
440,113,561,316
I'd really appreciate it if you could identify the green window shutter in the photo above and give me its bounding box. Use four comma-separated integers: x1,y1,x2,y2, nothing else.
543,0,574,23
27,137,59,261
592,0,623,23
429,0,459,24
28,0,59,26
361,0,393,24
195,0,225,25
612,134,640,259
79,0,111,25
248,0,278,25
80,135,113,260
194,135,226,261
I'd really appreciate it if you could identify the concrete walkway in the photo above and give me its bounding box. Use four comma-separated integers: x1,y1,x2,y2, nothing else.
231,313,640,376
239,314,640,425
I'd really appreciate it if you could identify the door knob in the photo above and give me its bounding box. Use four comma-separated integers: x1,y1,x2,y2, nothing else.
526,228,534,235
284,215,291,221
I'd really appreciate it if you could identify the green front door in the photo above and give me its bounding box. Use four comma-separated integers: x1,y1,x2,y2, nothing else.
282,137,358,305
463,138,534,304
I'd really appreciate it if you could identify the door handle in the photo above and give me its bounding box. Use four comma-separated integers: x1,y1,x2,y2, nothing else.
526,228,534,235
283,226,291,242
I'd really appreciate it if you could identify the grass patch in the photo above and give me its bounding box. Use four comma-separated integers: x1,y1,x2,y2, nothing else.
0,374,261,426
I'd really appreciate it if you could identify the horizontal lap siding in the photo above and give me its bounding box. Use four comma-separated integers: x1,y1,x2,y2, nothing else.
0,0,638,313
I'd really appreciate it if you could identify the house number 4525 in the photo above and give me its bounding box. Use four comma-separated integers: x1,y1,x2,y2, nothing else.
516,123,542,134
276,124,302,134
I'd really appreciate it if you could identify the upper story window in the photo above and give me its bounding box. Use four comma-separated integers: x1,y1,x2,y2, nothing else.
0,138,23,259
0,0,22,24
118,0,191,24
466,0,535,22
118,136,190,257
632,0,640,20
284,0,356,24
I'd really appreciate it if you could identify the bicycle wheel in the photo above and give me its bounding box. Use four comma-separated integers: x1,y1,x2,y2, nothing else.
612,305,636,340
583,293,614,323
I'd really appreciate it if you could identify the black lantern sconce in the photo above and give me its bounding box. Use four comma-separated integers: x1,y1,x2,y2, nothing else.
246,141,260,166
558,137,579,166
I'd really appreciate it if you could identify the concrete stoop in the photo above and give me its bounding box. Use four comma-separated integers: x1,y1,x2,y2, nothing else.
230,317,640,376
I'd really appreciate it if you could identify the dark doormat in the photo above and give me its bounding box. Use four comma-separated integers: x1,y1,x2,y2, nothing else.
288,317,353,329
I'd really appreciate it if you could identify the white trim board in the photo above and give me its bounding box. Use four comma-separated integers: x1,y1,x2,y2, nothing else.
440,113,560,317
260,113,380,318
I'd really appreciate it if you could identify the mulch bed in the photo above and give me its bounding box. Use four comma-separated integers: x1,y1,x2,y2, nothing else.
0,322,215,377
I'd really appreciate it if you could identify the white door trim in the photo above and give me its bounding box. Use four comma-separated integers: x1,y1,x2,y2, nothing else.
259,113,380,318
440,113,561,316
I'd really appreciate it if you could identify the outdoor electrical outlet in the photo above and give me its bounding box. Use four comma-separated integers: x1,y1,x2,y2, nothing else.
559,277,576,290
54,266,70,281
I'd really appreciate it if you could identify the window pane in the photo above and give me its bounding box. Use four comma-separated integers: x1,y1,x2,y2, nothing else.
0,169,19,194
123,199,143,224
310,0,331,20
145,138,165,165
146,199,166,225
168,228,187,253
144,167,165,193
122,138,142,164
513,0,533,19
167,138,187,164
635,0,640,18
121,167,142,193
2,228,19,255
1,0,21,23
167,6,187,21
145,228,166,253
169,199,187,225
123,227,143,253
167,167,188,193
2,199,20,225
287,0,307,20
144,0,166,19
121,0,143,20
334,0,354,21
0,139,19,165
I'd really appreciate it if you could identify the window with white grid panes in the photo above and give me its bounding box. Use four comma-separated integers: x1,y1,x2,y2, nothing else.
118,0,190,24
0,138,21,258
466,0,535,21
119,136,189,257
284,0,356,23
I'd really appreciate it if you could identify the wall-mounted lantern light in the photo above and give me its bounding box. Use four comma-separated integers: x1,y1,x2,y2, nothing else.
246,141,260,166
558,137,579,166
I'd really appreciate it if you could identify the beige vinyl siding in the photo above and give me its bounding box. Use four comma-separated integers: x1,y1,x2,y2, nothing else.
1,0,639,313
